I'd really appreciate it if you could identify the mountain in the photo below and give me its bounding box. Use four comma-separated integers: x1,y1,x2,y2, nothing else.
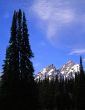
35,64,60,81
60,60,80,79
35,60,80,81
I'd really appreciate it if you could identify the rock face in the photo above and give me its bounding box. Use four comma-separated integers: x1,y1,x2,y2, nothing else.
35,64,59,81
35,60,80,81
60,60,80,79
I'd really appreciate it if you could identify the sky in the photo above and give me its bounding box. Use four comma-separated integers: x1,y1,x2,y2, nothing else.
0,0,85,74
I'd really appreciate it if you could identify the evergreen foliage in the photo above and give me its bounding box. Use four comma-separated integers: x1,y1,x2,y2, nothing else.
0,10,38,110
77,56,85,110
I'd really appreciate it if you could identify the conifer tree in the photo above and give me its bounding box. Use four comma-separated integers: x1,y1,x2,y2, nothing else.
1,10,38,109
20,12,34,81
77,56,85,110
2,11,19,83
80,56,84,76
1,11,19,108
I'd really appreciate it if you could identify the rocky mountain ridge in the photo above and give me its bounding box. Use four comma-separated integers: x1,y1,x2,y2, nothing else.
35,60,80,81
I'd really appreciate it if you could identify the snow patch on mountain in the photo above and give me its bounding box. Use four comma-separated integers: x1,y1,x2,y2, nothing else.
35,60,80,81
60,60,80,79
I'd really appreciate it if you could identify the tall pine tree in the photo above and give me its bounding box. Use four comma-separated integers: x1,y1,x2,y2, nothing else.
2,11,19,83
1,10,38,109
1,11,19,109
77,56,85,110
20,11,34,81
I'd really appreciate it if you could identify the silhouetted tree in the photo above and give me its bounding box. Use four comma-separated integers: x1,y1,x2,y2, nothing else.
1,10,38,110
77,56,85,110
1,11,19,108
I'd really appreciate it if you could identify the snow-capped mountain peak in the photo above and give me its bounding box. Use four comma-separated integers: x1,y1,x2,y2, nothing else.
35,60,80,81
60,60,75,74
60,61,80,79
35,64,58,81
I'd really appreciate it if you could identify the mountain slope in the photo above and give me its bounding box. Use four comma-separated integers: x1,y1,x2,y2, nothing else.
35,60,80,81
35,64,59,81
60,60,80,79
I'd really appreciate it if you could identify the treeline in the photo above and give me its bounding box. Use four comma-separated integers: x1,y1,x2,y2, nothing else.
37,57,85,110
0,9,85,110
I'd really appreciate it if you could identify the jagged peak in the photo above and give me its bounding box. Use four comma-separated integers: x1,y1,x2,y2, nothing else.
35,60,80,81
66,60,75,65
46,64,56,69
61,60,75,70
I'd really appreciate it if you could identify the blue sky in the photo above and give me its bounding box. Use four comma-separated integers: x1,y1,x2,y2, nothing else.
0,0,85,74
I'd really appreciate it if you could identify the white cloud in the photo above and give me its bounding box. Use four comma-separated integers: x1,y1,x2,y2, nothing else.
29,0,85,49
69,49,85,55
31,0,52,20
30,0,75,41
